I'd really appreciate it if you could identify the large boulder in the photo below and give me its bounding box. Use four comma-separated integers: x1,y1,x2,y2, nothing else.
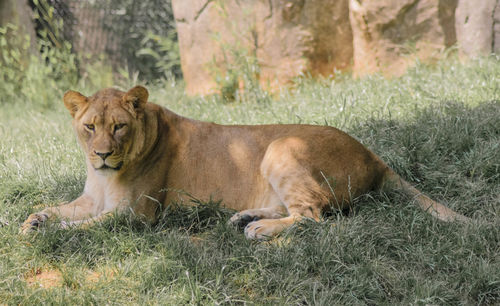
349,0,457,77
455,0,500,57
172,0,352,96
173,0,498,96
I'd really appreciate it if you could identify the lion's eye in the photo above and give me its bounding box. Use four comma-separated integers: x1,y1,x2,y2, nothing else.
84,124,95,131
114,123,126,133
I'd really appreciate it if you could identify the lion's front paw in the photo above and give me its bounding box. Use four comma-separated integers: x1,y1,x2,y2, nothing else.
20,213,49,234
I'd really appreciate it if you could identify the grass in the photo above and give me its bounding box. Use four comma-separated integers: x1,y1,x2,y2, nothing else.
0,56,499,304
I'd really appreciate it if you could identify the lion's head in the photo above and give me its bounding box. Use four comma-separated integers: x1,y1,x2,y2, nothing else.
63,86,149,174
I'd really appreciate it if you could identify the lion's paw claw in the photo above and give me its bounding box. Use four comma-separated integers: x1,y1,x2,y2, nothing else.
20,213,48,234
229,213,261,229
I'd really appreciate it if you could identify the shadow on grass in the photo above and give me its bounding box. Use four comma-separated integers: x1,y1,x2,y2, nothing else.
350,100,499,219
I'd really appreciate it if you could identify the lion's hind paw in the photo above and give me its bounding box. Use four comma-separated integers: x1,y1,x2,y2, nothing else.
229,212,261,229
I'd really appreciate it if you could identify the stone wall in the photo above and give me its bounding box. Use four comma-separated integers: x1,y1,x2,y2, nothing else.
173,0,500,96
349,0,457,77
173,0,352,95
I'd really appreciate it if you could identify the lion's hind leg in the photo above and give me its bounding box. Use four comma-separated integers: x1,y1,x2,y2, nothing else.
243,179,328,240
244,137,329,240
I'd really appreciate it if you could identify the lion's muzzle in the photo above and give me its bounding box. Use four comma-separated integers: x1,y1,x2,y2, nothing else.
92,150,123,171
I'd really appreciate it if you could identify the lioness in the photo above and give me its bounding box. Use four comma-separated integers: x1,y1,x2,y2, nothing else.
21,86,468,238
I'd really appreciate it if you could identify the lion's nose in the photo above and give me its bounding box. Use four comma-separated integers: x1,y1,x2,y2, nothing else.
94,151,113,160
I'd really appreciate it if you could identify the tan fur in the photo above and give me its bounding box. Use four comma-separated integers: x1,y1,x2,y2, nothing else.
21,86,469,238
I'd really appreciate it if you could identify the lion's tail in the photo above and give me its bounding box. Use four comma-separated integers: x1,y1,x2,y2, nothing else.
381,169,470,223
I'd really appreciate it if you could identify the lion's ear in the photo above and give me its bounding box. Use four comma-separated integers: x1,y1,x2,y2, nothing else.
123,86,148,111
63,90,87,117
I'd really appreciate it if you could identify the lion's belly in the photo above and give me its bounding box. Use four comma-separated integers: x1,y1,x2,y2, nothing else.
164,158,281,211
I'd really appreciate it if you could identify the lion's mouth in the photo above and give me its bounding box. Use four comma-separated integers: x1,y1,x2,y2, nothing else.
96,161,123,171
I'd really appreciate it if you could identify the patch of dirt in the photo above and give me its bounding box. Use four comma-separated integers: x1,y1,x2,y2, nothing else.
25,268,63,289
25,267,116,289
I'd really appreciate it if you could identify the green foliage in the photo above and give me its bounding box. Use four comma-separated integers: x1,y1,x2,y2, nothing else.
0,0,78,108
102,0,181,80
32,0,77,83
136,30,181,80
0,24,32,97
32,0,67,49
211,44,271,103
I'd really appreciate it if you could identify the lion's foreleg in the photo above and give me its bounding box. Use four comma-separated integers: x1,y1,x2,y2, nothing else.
61,211,114,229
21,194,96,234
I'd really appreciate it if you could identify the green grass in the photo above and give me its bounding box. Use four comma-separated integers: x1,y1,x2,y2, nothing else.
0,57,499,304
